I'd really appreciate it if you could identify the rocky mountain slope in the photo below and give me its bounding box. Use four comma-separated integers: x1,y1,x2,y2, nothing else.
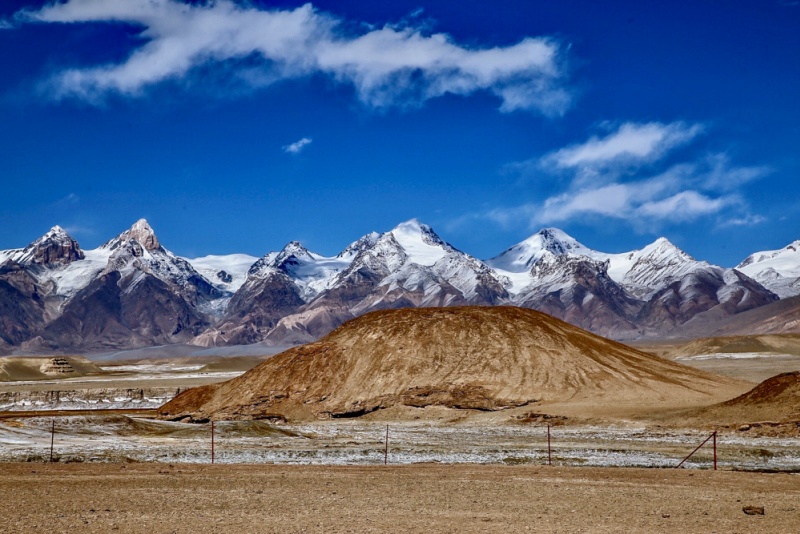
159,307,746,422
0,219,795,352
1,220,219,351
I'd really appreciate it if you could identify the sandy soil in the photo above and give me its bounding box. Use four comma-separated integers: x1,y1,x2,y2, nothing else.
1,463,797,533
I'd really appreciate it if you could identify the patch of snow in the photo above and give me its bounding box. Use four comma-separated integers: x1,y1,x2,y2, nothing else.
186,253,257,293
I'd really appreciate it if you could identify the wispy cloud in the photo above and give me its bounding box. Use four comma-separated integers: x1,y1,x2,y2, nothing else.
283,137,313,154
16,0,571,114
480,121,769,231
543,121,703,170
0,19,14,29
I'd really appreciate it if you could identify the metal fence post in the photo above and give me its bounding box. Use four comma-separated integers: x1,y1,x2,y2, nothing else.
384,424,389,465
49,419,55,463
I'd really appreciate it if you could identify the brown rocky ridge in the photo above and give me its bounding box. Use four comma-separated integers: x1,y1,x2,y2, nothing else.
689,371,800,428
159,306,748,422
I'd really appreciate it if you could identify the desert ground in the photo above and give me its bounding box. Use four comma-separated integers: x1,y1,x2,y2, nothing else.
1,463,798,533
1,332,799,532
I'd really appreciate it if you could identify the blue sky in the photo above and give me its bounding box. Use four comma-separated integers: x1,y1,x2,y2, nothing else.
0,0,798,266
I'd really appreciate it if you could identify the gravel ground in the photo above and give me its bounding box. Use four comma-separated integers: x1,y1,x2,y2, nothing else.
1,462,797,533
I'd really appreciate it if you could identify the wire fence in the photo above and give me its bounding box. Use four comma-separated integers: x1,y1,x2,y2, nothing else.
2,414,798,472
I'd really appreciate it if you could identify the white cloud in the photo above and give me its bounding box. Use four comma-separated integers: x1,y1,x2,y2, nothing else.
283,137,312,154
0,20,13,29
481,122,769,230
17,0,570,114
544,121,703,170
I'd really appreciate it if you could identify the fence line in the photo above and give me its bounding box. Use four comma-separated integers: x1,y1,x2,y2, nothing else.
675,431,717,470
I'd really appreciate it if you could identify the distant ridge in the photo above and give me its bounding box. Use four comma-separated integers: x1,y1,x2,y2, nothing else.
0,219,796,353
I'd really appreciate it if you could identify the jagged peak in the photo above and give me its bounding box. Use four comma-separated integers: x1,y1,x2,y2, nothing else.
15,224,84,267
487,227,588,273
33,225,77,246
102,218,161,252
392,218,425,232
388,219,447,249
280,240,312,256
638,236,696,262
339,231,381,259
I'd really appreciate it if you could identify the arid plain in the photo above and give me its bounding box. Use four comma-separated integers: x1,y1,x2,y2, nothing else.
1,310,799,532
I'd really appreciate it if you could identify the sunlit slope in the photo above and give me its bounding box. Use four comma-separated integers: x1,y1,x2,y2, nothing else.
160,306,746,421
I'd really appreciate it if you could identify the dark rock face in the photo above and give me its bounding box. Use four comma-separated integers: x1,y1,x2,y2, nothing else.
636,270,778,334
515,257,641,339
216,272,306,345
41,271,208,351
0,262,46,347
23,229,84,267
11,226,84,269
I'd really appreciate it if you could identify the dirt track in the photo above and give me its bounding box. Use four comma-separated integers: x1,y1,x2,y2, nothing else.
1,463,797,533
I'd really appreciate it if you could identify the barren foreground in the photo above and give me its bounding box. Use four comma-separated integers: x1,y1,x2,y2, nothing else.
1,463,797,533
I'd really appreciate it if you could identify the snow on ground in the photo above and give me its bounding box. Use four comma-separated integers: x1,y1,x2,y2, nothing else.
1,419,798,470
676,352,798,361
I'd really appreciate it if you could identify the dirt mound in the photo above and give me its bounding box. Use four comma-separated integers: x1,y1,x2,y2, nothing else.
159,307,747,422
0,356,103,381
691,372,800,427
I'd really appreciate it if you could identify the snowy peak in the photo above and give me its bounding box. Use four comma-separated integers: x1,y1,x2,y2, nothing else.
737,240,800,270
641,237,695,262
487,227,589,273
272,241,317,271
102,218,161,252
12,225,84,268
386,219,452,267
248,241,317,278
609,242,705,298
736,239,800,298
338,232,381,260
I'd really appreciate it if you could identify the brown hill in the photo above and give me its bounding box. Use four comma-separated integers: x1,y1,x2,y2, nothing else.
691,371,800,425
158,307,748,422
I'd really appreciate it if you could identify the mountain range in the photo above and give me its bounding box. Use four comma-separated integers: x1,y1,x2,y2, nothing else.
1,218,798,353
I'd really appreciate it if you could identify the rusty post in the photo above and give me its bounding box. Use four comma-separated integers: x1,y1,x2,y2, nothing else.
547,424,552,466
211,421,215,464
676,431,716,469
713,431,717,471
384,424,389,466
49,419,55,463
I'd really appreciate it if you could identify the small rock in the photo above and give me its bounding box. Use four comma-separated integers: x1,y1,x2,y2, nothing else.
743,506,765,516
661,514,670,519
738,424,751,432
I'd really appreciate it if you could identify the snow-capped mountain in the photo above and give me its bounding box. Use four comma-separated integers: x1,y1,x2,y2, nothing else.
0,220,225,351
0,219,794,353
487,228,778,339
488,229,711,298
329,219,508,309
736,240,800,298
201,220,509,346
0,225,84,268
